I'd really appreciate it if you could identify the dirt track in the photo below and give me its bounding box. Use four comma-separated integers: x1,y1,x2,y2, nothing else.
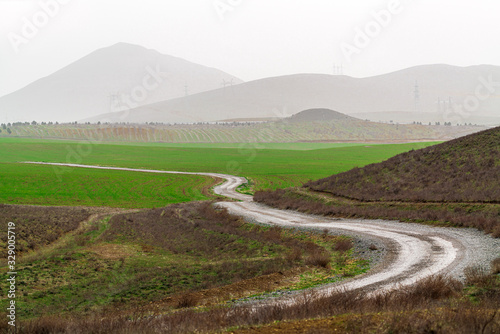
24,162,500,298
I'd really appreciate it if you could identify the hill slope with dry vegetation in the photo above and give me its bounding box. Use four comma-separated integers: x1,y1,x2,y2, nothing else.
306,126,500,203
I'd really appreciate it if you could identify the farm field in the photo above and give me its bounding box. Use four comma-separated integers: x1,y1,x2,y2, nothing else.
0,162,217,208
0,118,483,143
0,138,437,207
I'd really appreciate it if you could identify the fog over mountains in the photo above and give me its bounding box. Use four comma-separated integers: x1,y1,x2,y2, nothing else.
0,43,242,123
1,43,499,125
86,63,500,125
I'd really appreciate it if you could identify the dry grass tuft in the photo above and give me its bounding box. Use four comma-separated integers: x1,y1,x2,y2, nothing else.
286,247,303,262
305,251,331,268
465,266,495,287
334,239,353,253
175,294,200,309
491,258,500,275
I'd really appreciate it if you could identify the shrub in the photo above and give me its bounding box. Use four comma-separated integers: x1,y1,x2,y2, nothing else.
402,275,463,300
334,239,353,253
175,293,199,309
490,258,500,275
465,266,495,287
286,247,303,262
305,251,331,268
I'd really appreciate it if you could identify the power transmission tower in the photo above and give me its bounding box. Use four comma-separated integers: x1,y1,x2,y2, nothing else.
221,79,234,88
436,97,441,113
413,81,420,112
333,63,344,75
109,92,122,112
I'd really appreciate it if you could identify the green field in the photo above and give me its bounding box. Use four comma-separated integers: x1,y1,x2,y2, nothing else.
0,163,215,208
0,138,438,208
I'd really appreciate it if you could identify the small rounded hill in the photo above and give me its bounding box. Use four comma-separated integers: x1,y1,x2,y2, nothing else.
287,108,356,123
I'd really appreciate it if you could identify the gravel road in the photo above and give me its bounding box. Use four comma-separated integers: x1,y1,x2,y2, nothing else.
25,162,499,297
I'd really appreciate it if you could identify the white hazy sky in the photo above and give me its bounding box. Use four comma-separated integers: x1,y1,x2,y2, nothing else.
1,0,500,97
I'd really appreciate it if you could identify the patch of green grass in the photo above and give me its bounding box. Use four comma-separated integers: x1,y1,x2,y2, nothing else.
0,138,438,206
0,162,215,208
59,141,370,150
291,255,369,291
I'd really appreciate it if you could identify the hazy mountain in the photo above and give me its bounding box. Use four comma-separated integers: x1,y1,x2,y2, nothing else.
84,64,500,125
0,43,243,123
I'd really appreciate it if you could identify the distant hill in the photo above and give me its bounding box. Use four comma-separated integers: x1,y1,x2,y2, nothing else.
307,127,500,203
0,43,242,123
287,108,355,123
84,64,500,125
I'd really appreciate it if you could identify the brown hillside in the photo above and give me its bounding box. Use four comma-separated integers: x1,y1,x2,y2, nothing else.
306,127,500,203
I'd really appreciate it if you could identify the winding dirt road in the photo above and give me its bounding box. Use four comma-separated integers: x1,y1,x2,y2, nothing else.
25,162,499,297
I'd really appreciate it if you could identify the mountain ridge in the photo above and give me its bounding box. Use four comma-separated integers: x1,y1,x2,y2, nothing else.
0,43,243,123
84,64,500,124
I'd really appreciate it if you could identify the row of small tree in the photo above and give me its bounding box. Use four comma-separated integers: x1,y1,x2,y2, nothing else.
412,121,477,126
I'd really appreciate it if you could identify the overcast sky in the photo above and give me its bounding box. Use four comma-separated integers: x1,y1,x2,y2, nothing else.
1,0,499,97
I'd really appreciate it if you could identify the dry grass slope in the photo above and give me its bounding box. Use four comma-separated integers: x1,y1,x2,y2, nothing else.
307,126,500,203
0,205,90,255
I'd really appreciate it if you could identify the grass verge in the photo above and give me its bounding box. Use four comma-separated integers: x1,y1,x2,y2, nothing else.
254,188,500,237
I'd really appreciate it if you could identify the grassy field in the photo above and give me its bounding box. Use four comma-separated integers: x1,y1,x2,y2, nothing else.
0,162,216,208
0,202,366,321
0,138,438,207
